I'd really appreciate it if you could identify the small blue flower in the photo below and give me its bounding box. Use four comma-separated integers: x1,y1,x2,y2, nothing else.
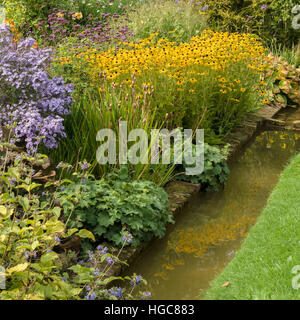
55,236,61,244
106,257,114,265
85,292,96,300
130,275,143,286
80,161,90,171
141,291,151,300
109,287,122,299
100,247,108,255
261,4,267,10
96,245,103,251
8,178,17,185
122,233,133,243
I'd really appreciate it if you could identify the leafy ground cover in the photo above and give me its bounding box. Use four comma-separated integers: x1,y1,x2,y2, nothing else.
204,153,300,300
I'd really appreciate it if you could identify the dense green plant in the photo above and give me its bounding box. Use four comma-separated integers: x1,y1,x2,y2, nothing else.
200,0,299,47
46,83,176,186
0,143,150,300
58,167,173,247
109,0,207,43
173,143,230,191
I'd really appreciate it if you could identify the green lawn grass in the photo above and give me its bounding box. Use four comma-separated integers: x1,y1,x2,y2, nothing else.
204,153,300,300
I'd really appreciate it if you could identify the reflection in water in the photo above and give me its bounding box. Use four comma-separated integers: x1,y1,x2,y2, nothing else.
124,131,300,300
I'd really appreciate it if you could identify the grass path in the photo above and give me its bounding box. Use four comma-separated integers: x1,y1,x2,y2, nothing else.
204,153,300,300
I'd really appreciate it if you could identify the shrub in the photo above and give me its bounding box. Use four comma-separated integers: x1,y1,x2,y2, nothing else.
0,25,73,153
58,168,173,248
109,0,207,43
173,143,230,191
200,0,299,47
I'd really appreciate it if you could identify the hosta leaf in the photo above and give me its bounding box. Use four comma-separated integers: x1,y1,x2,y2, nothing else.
77,229,95,241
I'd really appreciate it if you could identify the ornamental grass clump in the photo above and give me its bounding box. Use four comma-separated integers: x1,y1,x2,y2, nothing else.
0,24,73,153
109,0,207,43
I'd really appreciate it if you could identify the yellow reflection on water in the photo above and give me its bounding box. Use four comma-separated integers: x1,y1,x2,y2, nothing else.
124,130,300,300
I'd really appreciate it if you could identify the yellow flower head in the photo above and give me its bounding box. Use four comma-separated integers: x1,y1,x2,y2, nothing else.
72,12,83,20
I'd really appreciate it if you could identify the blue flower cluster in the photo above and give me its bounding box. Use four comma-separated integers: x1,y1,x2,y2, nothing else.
0,24,73,153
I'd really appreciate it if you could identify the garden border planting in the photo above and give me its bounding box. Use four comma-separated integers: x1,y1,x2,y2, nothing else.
102,102,283,277
2,0,300,301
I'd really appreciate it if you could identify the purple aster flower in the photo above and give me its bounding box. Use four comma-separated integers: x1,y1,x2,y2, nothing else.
109,287,122,299
0,28,73,153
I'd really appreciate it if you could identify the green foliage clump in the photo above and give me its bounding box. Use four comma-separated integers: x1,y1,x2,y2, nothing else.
58,169,173,247
201,0,299,47
110,0,207,43
0,143,149,300
173,143,230,191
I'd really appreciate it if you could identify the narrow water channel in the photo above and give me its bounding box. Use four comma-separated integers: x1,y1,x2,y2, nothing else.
124,130,300,300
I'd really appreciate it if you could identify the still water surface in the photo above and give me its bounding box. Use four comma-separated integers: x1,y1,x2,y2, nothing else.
124,130,300,299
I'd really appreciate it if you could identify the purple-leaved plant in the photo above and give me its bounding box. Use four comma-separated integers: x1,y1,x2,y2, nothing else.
0,24,73,153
